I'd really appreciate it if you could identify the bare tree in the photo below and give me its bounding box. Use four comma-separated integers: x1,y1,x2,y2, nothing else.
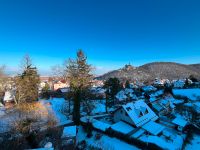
19,54,32,73
51,64,64,79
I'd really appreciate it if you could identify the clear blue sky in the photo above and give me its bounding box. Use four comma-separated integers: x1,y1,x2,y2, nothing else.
0,0,200,75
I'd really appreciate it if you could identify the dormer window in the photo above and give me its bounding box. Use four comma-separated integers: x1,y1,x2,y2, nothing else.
139,111,143,117
144,108,148,115
126,107,132,111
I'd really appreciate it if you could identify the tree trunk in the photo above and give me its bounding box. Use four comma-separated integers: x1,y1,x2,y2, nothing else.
106,95,108,113
68,99,71,114
73,89,81,125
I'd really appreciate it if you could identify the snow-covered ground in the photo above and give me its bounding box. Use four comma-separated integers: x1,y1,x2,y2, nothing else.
185,133,200,150
40,98,72,126
77,126,140,150
91,100,106,115
140,130,184,150
173,89,200,101
116,88,137,101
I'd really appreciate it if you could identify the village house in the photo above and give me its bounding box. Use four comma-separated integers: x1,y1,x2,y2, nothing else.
3,90,16,107
53,80,69,91
90,87,106,99
173,79,185,88
172,79,192,88
151,97,175,116
153,78,171,87
172,117,188,132
114,100,158,127
115,88,137,103
113,100,166,136
91,79,104,87
142,85,157,93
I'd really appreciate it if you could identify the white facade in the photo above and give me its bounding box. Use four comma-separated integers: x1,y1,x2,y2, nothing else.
3,90,14,102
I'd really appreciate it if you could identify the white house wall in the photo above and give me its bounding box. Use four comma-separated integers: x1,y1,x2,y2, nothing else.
114,108,134,125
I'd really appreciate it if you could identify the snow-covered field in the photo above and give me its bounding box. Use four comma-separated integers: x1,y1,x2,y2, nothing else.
140,130,184,150
185,133,200,150
173,89,200,101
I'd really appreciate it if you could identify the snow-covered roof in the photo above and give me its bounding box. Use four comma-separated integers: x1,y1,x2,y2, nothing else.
92,119,110,132
111,121,135,134
150,90,164,97
3,91,14,102
173,89,200,101
152,103,164,112
194,102,200,108
154,79,163,85
142,121,165,136
142,86,157,92
59,88,69,93
130,128,145,139
172,117,187,127
122,100,158,127
116,88,137,101
172,80,185,88
62,126,77,138
116,90,127,101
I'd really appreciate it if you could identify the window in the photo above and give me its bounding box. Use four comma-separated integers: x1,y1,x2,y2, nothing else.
139,111,143,117
126,107,132,111
144,108,148,115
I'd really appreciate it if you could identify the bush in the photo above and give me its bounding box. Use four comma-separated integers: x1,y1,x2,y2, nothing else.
83,122,93,138
12,102,58,136
164,86,173,95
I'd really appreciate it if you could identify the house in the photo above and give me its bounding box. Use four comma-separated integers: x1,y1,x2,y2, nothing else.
142,85,157,93
151,96,176,116
57,88,70,94
172,79,192,88
114,100,158,127
154,78,164,86
91,79,104,87
61,126,78,149
90,87,106,99
115,88,137,102
53,80,69,91
172,117,188,132
142,120,165,136
3,90,16,107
